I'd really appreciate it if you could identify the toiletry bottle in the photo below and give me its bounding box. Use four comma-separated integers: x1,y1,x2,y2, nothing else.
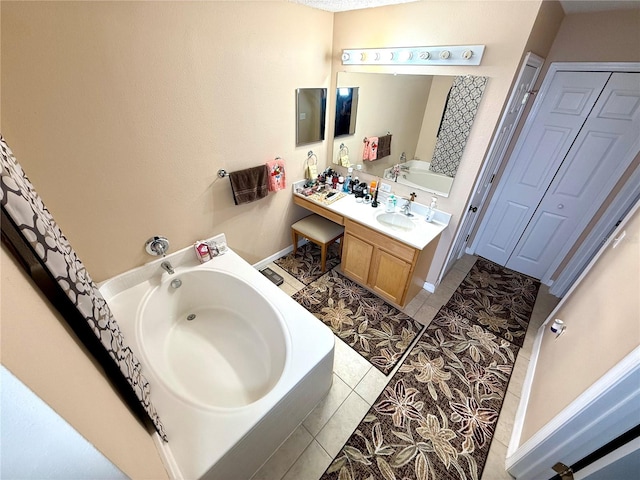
425,196,437,222
194,241,211,263
386,194,396,212
343,167,353,193
351,176,360,195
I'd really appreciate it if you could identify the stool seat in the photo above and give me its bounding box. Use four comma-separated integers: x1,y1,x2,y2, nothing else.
292,214,344,273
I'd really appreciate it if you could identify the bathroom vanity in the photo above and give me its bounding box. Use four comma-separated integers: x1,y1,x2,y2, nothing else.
293,182,451,307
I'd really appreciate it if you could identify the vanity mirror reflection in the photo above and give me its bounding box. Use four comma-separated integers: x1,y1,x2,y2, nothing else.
332,72,487,197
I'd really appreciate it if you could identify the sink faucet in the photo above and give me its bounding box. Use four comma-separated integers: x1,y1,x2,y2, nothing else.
401,200,413,216
161,261,175,275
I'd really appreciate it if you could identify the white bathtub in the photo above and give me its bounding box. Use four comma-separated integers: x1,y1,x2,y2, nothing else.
99,234,335,480
384,159,454,197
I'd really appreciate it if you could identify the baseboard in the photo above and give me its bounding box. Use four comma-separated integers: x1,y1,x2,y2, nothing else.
152,432,183,480
507,319,547,458
423,281,436,293
252,239,308,271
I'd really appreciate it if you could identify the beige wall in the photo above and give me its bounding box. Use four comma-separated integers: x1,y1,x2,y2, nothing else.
1,246,168,479
546,8,640,64
520,205,640,444
1,1,334,282
1,1,332,476
332,0,543,285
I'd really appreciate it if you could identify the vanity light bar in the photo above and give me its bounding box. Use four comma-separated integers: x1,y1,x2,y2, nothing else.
341,45,485,66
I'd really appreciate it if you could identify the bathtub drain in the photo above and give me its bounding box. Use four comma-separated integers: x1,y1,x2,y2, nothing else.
186,314,196,321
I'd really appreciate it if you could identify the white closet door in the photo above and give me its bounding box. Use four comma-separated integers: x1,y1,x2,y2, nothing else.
474,71,611,268
506,72,640,278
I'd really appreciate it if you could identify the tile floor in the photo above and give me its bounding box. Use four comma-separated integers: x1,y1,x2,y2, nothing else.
251,255,560,480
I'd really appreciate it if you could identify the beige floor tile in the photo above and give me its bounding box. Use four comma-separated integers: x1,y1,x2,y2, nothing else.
507,352,530,398
267,262,306,292
354,365,389,405
413,303,440,327
452,253,477,274
251,424,313,480
439,265,468,290
279,281,301,296
402,288,428,317
282,440,332,480
332,337,372,389
482,439,514,480
493,391,520,448
303,374,352,436
315,391,371,458
425,283,456,309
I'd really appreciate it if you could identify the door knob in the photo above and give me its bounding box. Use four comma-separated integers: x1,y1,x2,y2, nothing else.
557,204,564,209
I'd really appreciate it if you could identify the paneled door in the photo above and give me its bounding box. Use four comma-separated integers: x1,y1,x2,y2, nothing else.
474,70,640,280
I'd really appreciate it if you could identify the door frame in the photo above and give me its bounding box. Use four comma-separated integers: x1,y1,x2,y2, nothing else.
469,61,640,288
439,52,544,283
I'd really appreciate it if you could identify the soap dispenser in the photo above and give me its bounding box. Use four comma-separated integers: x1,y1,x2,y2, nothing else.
386,194,396,212
425,196,437,222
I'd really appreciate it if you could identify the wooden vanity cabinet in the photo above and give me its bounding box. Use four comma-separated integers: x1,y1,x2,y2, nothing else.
293,194,441,308
341,219,437,307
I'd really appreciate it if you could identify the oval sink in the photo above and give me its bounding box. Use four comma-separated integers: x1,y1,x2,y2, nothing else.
375,212,416,232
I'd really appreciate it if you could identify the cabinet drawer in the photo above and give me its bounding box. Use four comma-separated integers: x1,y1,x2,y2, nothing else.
344,219,416,263
293,196,344,225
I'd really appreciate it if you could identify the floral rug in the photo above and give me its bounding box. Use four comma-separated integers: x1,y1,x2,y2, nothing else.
274,242,341,285
321,258,540,480
444,257,540,347
292,270,425,375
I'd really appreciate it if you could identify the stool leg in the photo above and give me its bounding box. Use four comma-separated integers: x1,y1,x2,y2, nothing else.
292,230,298,255
320,243,327,273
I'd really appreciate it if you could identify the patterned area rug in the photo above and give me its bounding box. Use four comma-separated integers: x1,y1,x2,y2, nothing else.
444,257,540,347
292,270,425,375
274,242,341,285
321,258,540,480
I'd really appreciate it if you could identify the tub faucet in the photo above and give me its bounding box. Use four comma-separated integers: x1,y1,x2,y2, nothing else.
161,261,175,275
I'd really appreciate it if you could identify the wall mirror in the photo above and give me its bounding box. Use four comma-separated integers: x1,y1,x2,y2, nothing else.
335,87,359,137
296,88,327,146
332,72,487,197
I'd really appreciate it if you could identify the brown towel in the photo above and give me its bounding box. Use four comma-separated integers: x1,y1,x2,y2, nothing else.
377,134,392,159
229,166,268,205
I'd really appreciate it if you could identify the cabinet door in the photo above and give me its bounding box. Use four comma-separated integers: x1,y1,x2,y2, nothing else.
342,233,373,284
370,249,412,305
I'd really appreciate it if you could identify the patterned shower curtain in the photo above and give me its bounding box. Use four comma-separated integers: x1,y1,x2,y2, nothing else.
430,75,488,177
0,137,167,440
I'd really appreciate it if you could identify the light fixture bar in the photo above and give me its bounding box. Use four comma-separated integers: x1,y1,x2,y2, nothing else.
341,45,485,66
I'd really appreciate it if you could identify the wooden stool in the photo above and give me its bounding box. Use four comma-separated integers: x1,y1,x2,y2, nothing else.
292,214,344,273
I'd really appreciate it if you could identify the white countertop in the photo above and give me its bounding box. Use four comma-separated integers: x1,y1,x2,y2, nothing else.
293,181,451,251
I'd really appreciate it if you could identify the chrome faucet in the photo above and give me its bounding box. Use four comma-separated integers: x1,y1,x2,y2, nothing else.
401,200,413,216
161,261,175,275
